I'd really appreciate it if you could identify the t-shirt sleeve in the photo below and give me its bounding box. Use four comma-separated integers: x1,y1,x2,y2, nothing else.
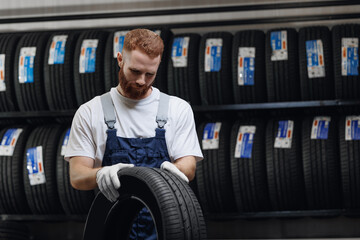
64,105,96,162
170,101,203,162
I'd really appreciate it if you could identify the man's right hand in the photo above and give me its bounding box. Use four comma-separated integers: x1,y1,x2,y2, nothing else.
96,163,134,202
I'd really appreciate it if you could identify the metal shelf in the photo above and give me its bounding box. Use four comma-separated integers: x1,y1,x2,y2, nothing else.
0,214,86,222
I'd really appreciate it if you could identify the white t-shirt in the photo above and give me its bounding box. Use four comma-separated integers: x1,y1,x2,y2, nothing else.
64,87,203,167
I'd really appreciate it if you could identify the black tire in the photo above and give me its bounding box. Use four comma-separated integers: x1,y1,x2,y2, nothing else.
230,120,270,212
167,33,201,105
196,122,236,213
265,118,306,210
152,28,173,93
0,221,30,240
0,126,32,214
44,31,80,110
232,30,267,103
265,28,300,102
332,24,360,100
23,125,64,214
83,167,206,240
299,26,334,100
56,127,95,215
199,32,234,105
0,34,21,112
302,116,341,209
14,32,50,111
74,30,109,106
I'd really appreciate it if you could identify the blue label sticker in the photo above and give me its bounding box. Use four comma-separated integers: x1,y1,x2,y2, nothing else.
243,57,255,85
54,41,65,64
1,129,17,146
317,120,329,139
172,38,184,57
203,123,215,140
240,133,253,158
85,47,96,73
62,128,70,147
346,47,359,76
306,40,325,78
351,120,360,140
27,147,39,174
205,39,223,72
271,31,282,51
277,121,288,138
24,56,34,83
306,40,319,67
210,46,222,72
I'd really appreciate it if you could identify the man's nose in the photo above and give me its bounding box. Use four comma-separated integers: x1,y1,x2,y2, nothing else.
136,75,146,85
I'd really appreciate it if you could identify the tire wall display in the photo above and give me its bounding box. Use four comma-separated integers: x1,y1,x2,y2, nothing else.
74,30,109,106
0,221,31,240
14,32,50,111
0,126,32,214
265,118,306,210
299,26,334,100
302,116,341,209
167,33,201,105
199,32,234,105
0,34,21,112
196,121,236,213
339,115,360,209
83,167,206,240
332,24,360,100
44,31,80,110
265,28,300,102
56,127,95,215
23,125,64,214
230,120,270,212
232,30,267,103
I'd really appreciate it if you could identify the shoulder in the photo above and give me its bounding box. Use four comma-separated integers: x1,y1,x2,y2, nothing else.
168,95,192,114
74,95,102,121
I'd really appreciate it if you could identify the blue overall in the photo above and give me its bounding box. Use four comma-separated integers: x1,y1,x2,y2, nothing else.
100,92,171,240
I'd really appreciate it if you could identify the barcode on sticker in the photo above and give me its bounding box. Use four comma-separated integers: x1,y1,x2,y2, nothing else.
26,146,46,185
274,120,294,148
79,39,98,73
113,31,128,58
238,47,255,86
0,128,23,156
306,40,325,78
311,116,331,140
345,116,360,141
171,37,190,68
271,31,288,61
48,35,67,65
0,54,5,92
205,38,222,72
234,125,256,159
18,47,36,83
202,122,222,150
341,38,359,76
61,128,71,156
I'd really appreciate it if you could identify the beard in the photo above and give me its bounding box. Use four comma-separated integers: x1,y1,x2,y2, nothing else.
118,67,153,99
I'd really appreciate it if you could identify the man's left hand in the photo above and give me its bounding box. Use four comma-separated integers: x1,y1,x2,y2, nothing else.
160,161,189,183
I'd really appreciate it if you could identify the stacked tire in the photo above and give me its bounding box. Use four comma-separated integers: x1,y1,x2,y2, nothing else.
0,221,31,240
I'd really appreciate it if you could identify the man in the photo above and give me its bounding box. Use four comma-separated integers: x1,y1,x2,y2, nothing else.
64,29,203,239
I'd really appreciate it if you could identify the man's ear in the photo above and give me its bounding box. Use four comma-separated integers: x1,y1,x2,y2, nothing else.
117,52,123,67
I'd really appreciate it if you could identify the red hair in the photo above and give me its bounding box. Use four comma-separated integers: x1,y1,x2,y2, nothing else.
123,29,164,58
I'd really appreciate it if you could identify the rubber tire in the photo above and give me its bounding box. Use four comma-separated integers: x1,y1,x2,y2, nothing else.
232,30,267,103
167,33,201,105
265,28,300,102
230,120,270,212
332,24,360,100
299,26,334,100
44,31,80,110
199,32,234,105
83,167,206,240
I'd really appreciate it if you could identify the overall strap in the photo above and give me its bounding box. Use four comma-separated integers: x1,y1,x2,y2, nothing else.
156,92,170,129
100,92,116,129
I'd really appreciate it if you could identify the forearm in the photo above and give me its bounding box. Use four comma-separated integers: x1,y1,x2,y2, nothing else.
69,156,100,190
173,156,196,181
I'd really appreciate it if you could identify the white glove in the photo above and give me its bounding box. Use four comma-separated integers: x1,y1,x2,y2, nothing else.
96,163,134,202
160,161,189,183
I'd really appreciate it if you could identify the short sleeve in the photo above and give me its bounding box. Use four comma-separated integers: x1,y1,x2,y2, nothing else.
170,101,203,162
64,105,96,162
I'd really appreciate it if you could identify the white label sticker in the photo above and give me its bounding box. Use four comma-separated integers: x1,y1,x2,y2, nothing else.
154,30,161,36
171,37,190,68
26,146,46,185
61,128,71,156
202,122,222,150
311,116,331,140
271,31,288,61
0,128,23,156
205,38,223,72
234,125,256,159
341,38,359,76
18,47,36,83
48,35,67,65
238,47,255,86
345,116,360,141
113,31,128,58
79,39,98,73
306,39,325,78
0,54,5,92
274,120,294,149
